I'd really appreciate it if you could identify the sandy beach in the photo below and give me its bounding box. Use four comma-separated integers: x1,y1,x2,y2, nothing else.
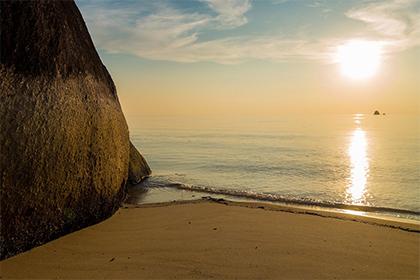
1,199,419,279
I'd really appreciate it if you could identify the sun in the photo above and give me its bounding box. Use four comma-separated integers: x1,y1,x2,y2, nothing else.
335,40,383,80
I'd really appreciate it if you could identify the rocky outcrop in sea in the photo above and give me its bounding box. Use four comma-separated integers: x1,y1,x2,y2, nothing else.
0,0,150,259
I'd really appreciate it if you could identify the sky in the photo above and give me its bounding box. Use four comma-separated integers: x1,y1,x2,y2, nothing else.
76,0,420,117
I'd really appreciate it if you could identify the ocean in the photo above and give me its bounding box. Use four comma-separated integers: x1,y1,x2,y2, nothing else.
127,114,420,221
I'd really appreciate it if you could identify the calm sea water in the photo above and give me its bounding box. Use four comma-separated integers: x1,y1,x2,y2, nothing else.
128,114,420,220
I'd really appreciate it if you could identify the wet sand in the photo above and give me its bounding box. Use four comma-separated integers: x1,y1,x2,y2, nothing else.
1,199,419,279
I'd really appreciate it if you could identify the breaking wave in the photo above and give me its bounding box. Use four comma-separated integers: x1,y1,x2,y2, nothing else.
135,176,420,219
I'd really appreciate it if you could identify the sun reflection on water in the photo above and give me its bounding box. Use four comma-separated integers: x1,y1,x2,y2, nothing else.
347,125,369,204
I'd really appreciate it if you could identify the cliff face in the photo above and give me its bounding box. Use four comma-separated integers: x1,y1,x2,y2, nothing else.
0,1,145,259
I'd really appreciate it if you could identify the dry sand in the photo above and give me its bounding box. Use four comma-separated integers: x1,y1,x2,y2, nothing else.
1,199,419,279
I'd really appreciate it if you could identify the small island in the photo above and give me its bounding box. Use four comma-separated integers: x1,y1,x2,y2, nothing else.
0,1,418,279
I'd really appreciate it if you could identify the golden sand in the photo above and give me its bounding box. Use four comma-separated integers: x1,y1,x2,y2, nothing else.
1,200,419,279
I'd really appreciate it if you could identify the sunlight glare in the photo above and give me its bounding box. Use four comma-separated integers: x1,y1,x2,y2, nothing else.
335,40,383,80
347,127,369,204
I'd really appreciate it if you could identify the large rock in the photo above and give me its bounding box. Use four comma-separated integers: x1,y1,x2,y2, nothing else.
128,142,152,185
0,1,145,259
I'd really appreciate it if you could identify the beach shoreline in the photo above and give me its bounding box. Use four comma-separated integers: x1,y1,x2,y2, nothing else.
126,197,420,232
1,198,419,279
127,184,420,224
